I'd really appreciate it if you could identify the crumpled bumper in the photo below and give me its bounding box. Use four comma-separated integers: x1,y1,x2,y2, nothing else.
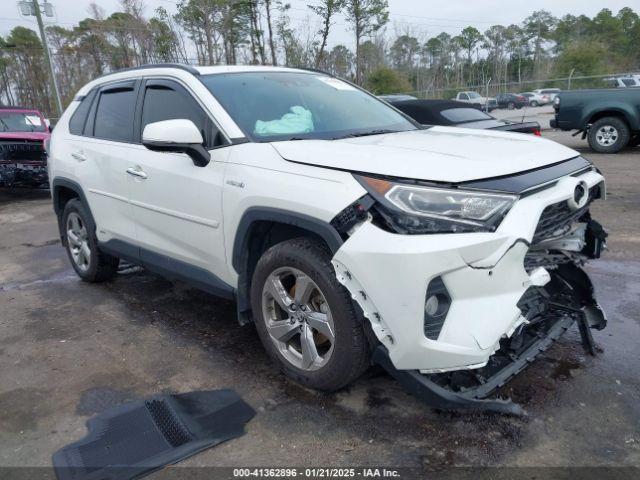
332,169,605,372
0,162,48,187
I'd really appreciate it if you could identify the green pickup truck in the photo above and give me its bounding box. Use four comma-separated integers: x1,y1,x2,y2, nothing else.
551,88,640,153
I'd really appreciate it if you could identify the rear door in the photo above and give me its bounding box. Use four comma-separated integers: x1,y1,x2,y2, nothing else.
128,78,231,285
73,80,139,249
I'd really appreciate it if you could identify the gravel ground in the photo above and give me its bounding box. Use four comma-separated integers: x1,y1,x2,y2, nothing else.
0,133,638,478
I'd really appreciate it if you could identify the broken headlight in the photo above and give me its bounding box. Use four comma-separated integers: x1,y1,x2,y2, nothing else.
356,175,517,233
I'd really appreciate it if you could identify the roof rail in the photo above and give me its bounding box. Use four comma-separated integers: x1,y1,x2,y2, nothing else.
97,63,200,80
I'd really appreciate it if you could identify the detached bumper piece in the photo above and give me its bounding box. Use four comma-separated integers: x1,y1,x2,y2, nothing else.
52,390,255,480
374,264,606,416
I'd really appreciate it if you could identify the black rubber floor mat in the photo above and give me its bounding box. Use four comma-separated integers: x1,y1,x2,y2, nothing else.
52,389,255,480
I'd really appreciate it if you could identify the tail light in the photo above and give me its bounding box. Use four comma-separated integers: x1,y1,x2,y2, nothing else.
533,129,542,136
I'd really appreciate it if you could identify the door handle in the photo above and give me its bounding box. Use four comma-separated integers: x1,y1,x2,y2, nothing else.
71,152,87,162
126,167,148,179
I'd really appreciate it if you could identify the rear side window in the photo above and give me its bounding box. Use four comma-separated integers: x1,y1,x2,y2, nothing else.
68,89,96,135
140,80,221,148
440,108,492,123
94,85,137,142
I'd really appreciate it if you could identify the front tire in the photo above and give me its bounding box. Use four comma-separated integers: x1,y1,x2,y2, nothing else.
250,238,370,391
587,117,630,154
530,100,539,107
62,198,119,282
507,101,515,110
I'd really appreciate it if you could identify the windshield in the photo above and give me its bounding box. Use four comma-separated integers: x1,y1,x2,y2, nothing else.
0,111,46,133
440,108,492,124
200,72,416,141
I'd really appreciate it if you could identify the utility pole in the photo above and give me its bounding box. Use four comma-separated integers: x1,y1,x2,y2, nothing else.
27,0,63,116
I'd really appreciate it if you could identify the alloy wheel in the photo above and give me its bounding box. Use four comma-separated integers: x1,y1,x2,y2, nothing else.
595,125,619,147
261,266,335,371
66,212,91,272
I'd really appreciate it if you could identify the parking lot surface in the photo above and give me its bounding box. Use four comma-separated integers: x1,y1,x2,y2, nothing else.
493,105,556,130
0,133,639,473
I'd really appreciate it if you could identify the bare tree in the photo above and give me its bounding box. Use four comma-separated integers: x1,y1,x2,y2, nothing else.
308,0,345,68
344,0,389,84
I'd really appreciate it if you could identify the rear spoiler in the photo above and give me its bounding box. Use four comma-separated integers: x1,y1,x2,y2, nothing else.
490,121,541,135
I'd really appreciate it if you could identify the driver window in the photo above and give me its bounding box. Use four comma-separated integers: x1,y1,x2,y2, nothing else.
460,93,469,100
141,80,222,148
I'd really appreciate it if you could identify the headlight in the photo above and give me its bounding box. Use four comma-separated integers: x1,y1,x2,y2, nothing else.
356,175,517,233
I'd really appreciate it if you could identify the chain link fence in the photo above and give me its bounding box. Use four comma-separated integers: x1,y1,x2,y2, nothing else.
394,72,638,100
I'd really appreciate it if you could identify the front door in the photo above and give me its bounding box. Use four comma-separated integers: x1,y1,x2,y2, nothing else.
127,78,231,287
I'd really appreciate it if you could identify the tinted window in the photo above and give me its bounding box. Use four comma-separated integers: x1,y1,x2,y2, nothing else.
459,93,469,100
141,82,217,147
94,87,136,142
69,89,96,135
440,108,492,123
622,79,637,87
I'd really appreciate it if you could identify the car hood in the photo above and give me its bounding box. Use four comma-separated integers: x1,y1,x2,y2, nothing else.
271,127,579,183
0,131,50,141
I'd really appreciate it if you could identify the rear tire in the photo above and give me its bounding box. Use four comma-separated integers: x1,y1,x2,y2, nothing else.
250,237,370,391
587,117,630,154
507,102,516,110
62,198,119,282
530,101,539,107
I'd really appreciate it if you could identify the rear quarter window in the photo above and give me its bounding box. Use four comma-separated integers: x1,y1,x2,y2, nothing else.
68,89,97,135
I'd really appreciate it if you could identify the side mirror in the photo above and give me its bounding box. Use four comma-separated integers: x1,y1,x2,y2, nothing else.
142,119,210,167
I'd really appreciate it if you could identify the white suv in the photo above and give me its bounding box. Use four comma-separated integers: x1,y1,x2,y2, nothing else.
49,64,608,412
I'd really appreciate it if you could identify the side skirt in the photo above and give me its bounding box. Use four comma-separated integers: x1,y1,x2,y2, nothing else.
99,239,235,300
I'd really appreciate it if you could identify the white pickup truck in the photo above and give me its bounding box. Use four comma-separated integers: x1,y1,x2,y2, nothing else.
453,91,497,111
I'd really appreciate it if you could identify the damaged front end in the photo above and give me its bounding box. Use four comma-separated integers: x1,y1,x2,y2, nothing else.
0,139,48,187
331,162,608,414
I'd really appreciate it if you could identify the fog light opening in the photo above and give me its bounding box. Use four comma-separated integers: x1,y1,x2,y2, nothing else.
424,276,451,340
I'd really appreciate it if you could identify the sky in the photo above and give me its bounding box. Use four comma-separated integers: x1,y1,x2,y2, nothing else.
1,0,636,48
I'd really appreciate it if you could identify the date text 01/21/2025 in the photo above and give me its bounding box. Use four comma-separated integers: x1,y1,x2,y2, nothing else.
232,468,401,478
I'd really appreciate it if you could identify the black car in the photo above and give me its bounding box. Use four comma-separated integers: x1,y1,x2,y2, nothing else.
495,93,528,109
391,99,541,135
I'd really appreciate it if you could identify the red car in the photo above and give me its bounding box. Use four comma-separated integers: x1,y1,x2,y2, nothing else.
0,106,51,187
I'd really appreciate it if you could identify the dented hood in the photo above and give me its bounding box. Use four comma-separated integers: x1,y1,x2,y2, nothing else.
271,126,579,183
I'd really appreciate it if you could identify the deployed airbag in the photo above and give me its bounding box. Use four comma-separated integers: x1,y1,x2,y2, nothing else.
254,106,314,136
52,389,255,480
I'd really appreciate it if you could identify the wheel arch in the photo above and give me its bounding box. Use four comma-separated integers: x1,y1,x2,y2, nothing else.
232,207,344,324
52,177,96,243
585,108,636,130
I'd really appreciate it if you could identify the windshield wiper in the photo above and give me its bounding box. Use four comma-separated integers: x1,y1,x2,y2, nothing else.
333,129,400,140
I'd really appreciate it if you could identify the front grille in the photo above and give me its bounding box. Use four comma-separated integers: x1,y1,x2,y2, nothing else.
531,184,600,244
0,140,46,163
